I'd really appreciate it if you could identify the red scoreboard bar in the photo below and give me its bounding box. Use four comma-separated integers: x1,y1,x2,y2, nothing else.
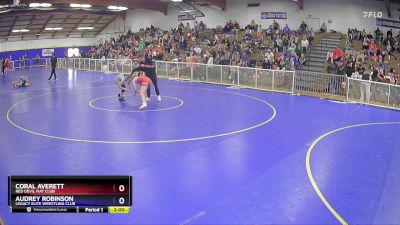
8,176,132,213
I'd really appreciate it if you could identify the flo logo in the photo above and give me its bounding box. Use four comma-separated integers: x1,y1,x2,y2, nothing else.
363,12,383,18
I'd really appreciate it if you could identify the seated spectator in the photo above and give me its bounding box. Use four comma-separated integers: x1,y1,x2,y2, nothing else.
266,25,273,37
265,49,274,62
245,19,257,31
326,50,334,64
369,40,377,56
194,46,202,55
262,58,272,69
390,68,399,84
362,37,370,51
333,47,344,61
393,39,399,53
207,53,214,65
320,22,327,33
223,20,234,33
283,24,290,34
301,36,309,53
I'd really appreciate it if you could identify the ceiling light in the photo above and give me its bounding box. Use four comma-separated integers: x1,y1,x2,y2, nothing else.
12,29,30,33
108,6,128,11
70,3,91,8
171,0,183,2
29,3,40,7
29,3,52,7
77,27,94,30
45,27,63,31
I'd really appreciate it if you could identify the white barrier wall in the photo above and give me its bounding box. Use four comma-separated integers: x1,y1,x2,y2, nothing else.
101,0,399,35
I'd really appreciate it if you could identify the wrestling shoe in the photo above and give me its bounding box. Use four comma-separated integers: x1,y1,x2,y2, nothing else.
146,97,151,102
157,95,162,102
139,103,147,110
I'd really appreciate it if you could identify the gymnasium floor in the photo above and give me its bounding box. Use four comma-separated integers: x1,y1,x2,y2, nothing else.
1,68,400,225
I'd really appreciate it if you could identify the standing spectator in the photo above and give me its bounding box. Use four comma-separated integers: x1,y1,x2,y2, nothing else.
48,53,57,80
240,52,250,67
272,20,279,30
299,54,306,69
374,28,381,41
386,42,397,61
231,50,240,64
35,54,40,67
387,29,393,39
370,65,379,81
2,57,7,76
299,21,308,33
359,66,370,103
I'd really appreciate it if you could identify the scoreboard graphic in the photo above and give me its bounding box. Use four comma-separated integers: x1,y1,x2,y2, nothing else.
8,176,132,213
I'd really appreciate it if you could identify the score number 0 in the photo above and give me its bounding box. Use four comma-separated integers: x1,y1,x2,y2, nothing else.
118,185,126,205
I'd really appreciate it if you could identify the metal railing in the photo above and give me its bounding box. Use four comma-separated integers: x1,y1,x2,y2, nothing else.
154,61,295,94
22,57,400,111
8,58,64,70
66,58,140,74
30,58,51,68
295,70,348,100
13,59,32,69
347,78,400,109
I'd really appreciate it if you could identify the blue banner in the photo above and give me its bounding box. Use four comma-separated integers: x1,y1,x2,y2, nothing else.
376,18,400,29
261,12,287,20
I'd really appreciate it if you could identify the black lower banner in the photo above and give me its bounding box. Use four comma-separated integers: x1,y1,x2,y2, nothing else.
11,206,109,213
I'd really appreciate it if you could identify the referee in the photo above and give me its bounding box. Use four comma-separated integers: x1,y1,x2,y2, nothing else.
48,53,57,80
140,51,161,102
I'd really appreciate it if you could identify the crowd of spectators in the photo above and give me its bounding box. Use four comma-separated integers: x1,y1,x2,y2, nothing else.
83,19,314,72
82,19,399,85
325,27,400,85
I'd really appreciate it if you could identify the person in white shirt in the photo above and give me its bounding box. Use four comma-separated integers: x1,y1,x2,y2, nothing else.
301,36,309,53
207,56,214,65
265,49,274,62
194,46,202,55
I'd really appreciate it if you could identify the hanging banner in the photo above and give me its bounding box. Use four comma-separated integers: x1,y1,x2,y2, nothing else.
261,12,287,20
42,49,55,57
376,18,400,29
178,15,196,21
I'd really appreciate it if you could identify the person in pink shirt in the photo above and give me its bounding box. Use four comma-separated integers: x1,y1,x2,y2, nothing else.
369,40,377,55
